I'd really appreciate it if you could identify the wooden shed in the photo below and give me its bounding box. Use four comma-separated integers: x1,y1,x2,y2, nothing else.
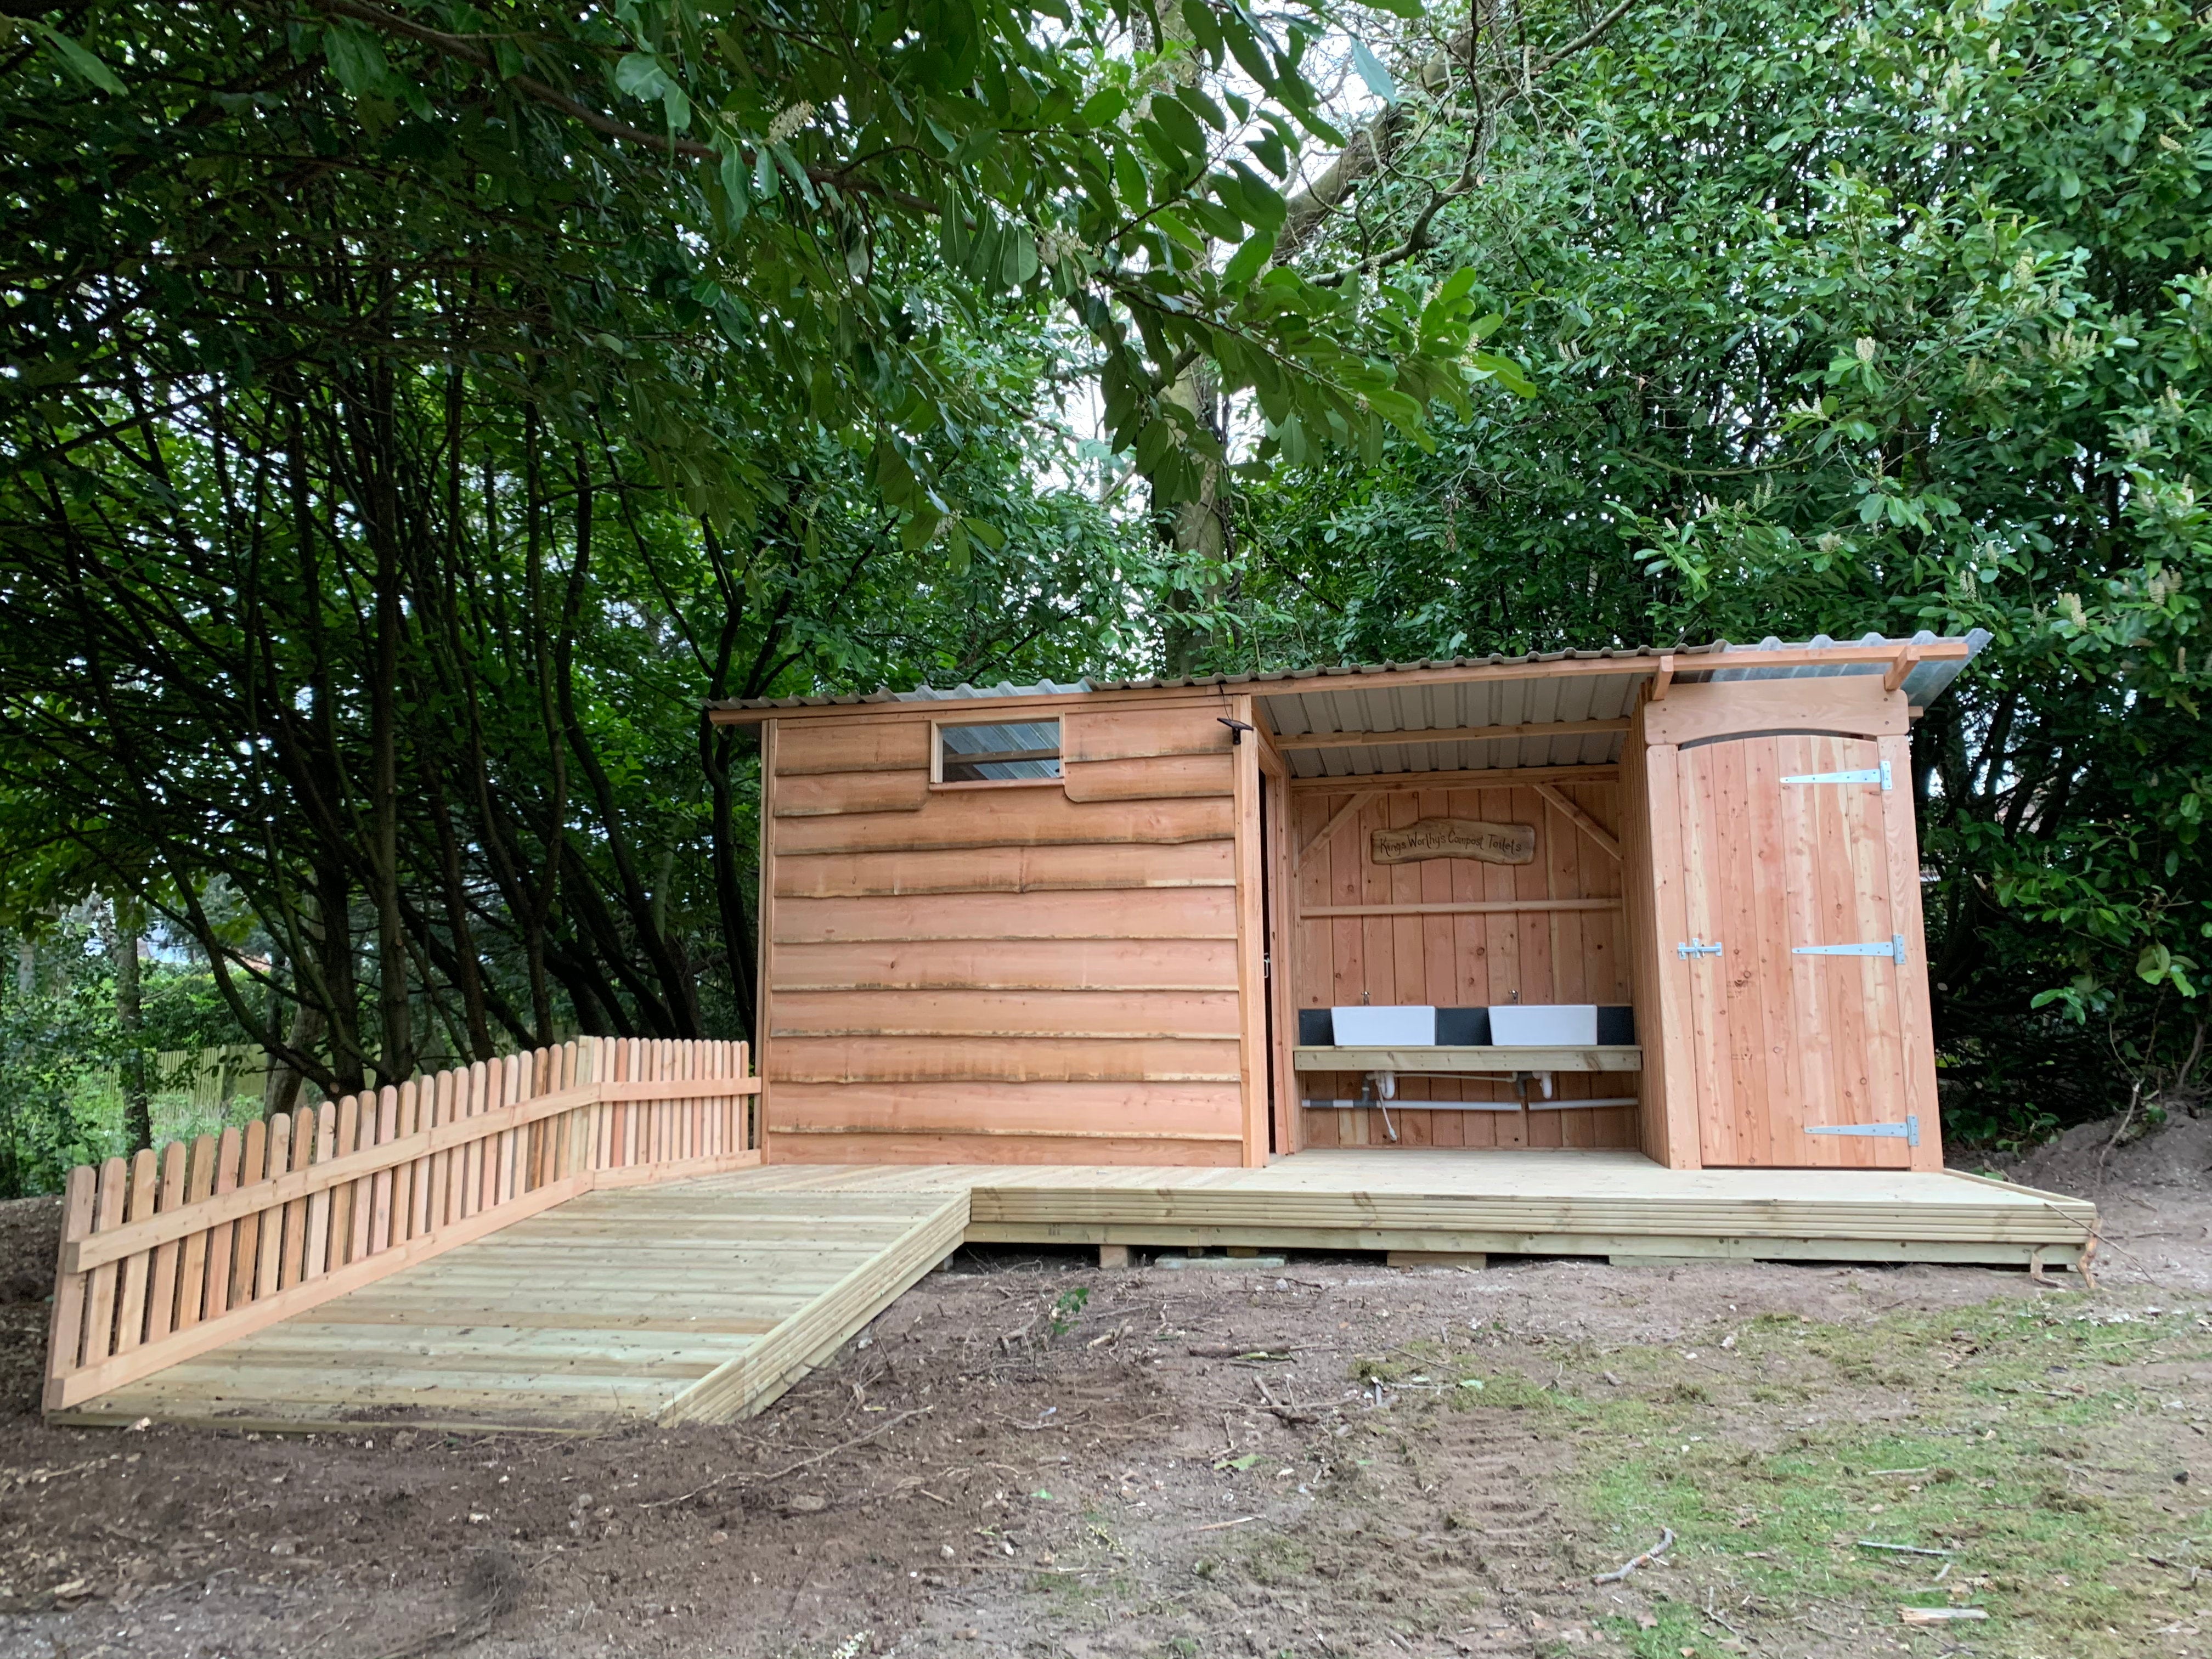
709,634,1985,1176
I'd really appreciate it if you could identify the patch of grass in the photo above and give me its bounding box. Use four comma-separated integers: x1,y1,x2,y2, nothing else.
1383,1299,2212,1658
1242,1533,1314,1587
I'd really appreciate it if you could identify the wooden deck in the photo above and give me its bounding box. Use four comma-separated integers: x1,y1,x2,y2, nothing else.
54,1150,2095,1433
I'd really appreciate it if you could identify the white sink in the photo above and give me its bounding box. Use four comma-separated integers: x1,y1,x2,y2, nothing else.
1330,1005,1436,1046
1487,1004,1599,1046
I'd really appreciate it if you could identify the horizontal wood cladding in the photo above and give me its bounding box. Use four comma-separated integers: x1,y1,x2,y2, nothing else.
768,1035,1240,1084
772,888,1237,944
771,770,929,817
772,937,1240,992
768,1131,1246,1167
773,719,931,776
774,840,1234,898
1063,752,1234,802
1063,704,1237,764
765,1081,1243,1139
772,989,1243,1040
775,792,1234,854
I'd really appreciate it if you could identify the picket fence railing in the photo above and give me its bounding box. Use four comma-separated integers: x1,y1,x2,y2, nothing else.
45,1037,759,1413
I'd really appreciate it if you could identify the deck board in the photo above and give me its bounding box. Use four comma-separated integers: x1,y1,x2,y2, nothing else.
57,1149,2093,1433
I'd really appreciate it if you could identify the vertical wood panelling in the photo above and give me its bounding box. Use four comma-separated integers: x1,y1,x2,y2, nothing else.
1291,781,1637,1151
1679,732,1914,1168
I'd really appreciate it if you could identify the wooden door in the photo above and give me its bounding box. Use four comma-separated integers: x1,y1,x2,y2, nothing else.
1676,733,1918,1167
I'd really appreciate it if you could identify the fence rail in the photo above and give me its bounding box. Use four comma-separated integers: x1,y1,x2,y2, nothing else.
45,1037,760,1413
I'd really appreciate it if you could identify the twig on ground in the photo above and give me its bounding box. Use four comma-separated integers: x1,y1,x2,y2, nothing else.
1857,1540,1953,1557
637,1407,932,1509
1593,1527,1675,1583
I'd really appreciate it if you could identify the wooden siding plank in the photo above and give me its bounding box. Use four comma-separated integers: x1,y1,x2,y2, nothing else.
774,840,1234,898
1062,704,1239,763
1062,752,1234,801
771,988,1243,1039
771,771,931,817
765,1080,1244,1138
771,888,1238,944
772,719,931,776
772,936,1240,992
774,793,1234,854
766,1035,1241,1085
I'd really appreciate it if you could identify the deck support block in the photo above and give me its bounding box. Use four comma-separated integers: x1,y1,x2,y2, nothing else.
1386,1250,1487,1269
1097,1243,1131,1269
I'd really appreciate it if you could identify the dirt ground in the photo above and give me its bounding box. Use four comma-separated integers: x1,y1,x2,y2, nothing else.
1,1122,2207,1659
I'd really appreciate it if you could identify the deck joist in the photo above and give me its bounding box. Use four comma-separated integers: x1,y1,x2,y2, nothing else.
52,1151,2095,1433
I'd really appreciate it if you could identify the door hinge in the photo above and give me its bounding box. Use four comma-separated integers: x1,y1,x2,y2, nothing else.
1675,937,1724,959
1796,933,1907,965
1782,759,1892,791
1262,951,1272,979
1807,1114,1920,1148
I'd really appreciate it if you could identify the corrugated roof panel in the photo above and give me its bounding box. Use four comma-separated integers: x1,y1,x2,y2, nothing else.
709,635,1988,715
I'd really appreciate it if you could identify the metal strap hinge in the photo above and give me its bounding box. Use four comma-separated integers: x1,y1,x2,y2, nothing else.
1781,759,1892,791
1807,1114,1920,1148
1795,933,1907,965
1675,937,1724,959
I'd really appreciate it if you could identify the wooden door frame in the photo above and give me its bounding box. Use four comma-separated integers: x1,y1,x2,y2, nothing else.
1255,740,1300,1157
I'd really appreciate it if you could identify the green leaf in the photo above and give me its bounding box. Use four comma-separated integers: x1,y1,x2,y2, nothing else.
614,53,670,100
1349,41,1396,104
1222,227,1277,286
323,24,390,95
31,23,123,94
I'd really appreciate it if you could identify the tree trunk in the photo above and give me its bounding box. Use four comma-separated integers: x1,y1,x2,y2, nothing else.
105,896,151,1153
264,1000,326,1119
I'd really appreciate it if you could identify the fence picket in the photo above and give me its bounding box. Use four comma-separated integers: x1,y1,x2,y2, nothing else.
230,1119,269,1308
112,1149,159,1354
82,1159,127,1365
47,1165,96,1376
304,1107,336,1280
204,1127,243,1319
147,1141,188,1341
281,1111,314,1288
254,1115,291,1299
175,1135,217,1328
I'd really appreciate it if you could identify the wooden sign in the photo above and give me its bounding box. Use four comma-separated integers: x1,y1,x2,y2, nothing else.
1370,818,1536,866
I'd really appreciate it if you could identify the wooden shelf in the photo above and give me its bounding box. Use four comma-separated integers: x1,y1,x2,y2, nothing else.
1293,1045,1643,1073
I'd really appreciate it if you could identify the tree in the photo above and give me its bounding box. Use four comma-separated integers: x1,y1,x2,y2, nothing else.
1227,0,2212,1133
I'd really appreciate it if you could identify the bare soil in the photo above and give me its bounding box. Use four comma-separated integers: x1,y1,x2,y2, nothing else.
1,1126,2205,1659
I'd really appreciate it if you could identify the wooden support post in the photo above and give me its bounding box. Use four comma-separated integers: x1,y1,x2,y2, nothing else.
1097,1244,1131,1269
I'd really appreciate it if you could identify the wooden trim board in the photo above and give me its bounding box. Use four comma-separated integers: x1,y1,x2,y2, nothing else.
1294,1046,1643,1073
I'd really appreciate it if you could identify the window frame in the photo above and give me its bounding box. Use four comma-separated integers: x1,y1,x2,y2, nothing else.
928,715,1066,791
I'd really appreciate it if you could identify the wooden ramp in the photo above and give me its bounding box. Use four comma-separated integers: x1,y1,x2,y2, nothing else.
57,1184,966,1433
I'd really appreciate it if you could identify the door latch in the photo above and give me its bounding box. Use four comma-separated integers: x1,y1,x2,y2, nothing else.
1675,937,1724,959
